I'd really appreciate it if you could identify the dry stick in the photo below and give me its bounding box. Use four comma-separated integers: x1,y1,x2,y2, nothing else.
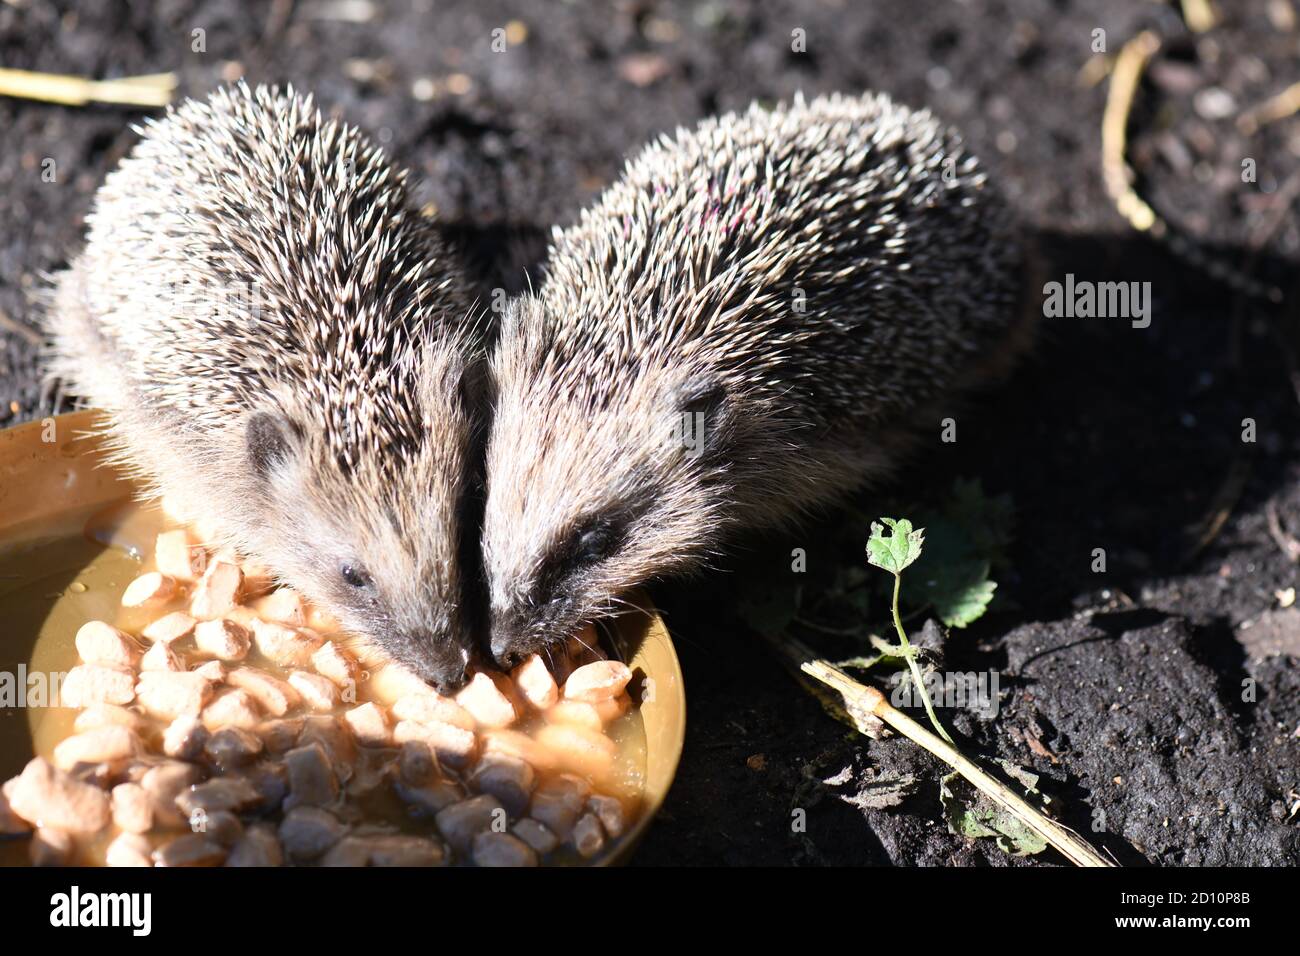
1178,0,1218,33
769,633,1117,867
0,69,175,108
1101,30,1163,237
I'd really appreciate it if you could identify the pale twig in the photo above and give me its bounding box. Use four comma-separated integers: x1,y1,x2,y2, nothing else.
0,69,175,108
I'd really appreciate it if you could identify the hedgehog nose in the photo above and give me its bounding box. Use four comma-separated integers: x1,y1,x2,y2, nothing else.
489,632,525,671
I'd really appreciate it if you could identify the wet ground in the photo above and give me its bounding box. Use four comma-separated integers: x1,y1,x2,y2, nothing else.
1,0,1297,865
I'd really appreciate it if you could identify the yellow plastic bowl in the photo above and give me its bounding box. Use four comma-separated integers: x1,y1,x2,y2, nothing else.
0,410,685,865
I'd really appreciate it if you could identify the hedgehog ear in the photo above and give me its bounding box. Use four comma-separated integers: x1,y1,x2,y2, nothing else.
246,411,298,478
672,375,732,457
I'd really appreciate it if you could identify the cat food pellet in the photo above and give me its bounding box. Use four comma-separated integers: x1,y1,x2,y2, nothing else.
176,775,262,816
225,823,284,867
562,660,632,703
435,793,506,854
256,588,306,625
343,702,390,746
60,663,136,707
470,753,536,817
393,777,466,816
249,618,323,666
278,806,345,862
392,693,476,731
310,641,358,688
135,670,214,720
228,668,300,716
142,611,196,644
7,757,111,833
111,782,154,833
30,826,75,866
588,793,626,838
455,672,519,728
194,618,251,661
155,529,206,581
322,834,446,867
480,729,559,773
163,715,209,760
512,818,559,855
547,699,604,731
74,621,142,668
571,812,606,858
0,779,32,834
201,809,245,846
298,715,357,768
140,639,186,672
288,670,340,711
393,719,476,770
399,741,438,785
153,833,226,867
192,660,226,682
241,762,288,810
527,774,592,839
511,654,559,710
535,722,617,779
141,761,202,827
52,725,141,770
283,742,339,808
191,560,243,618
594,692,632,723
105,832,153,867
471,830,539,867
201,688,262,731
258,717,305,753
122,571,178,608
74,704,151,737
204,727,264,768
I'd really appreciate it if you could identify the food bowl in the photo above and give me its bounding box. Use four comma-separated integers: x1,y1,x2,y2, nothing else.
0,410,685,865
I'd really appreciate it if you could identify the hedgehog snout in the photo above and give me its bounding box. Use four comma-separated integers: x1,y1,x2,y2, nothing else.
386,627,472,694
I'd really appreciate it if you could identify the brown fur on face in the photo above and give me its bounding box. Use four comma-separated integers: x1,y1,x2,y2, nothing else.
482,92,1028,665
45,84,484,691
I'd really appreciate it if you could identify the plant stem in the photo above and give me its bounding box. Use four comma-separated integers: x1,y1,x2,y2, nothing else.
890,572,953,745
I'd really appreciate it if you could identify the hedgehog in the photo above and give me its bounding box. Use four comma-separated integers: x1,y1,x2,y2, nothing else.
480,91,1034,665
45,83,484,692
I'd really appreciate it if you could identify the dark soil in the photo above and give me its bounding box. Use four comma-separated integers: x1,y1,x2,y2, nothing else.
1,0,1297,865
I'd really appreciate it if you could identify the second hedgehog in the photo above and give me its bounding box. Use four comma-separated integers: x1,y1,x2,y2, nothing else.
482,91,1031,664
46,84,483,691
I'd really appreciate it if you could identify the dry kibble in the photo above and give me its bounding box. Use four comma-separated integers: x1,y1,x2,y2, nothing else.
105,832,153,867
75,621,142,668
194,618,251,661
256,588,306,625
528,774,592,839
53,725,141,769
241,762,288,811
153,833,227,867
343,702,391,746
201,688,262,731
471,830,539,867
204,727,265,768
191,660,226,682
470,753,536,817
191,560,243,618
163,715,209,760
480,729,559,773
140,639,186,672
399,740,438,785
143,611,196,644
228,668,300,716
7,757,111,833
155,529,206,581
135,670,213,720
434,793,506,854
0,779,33,834
392,693,476,731
30,827,76,866
60,663,136,707
141,761,202,827
563,660,633,703
594,692,632,723
176,776,262,817
546,699,604,731
310,641,359,688
394,777,466,816
122,571,178,608
571,812,606,858
111,782,154,833
322,834,445,867
298,715,357,768
512,818,559,856
202,809,245,846
239,561,277,599
249,618,323,666
455,672,519,728
393,719,476,770
588,794,627,838
279,806,345,862
512,654,559,710
73,704,151,736
283,742,339,808
258,717,305,753
225,823,284,867
288,670,340,711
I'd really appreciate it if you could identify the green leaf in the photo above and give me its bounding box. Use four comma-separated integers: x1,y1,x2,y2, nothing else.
866,518,925,575
939,772,1048,857
920,559,998,628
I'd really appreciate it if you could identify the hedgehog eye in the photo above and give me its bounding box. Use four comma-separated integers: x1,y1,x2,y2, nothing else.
571,522,619,566
340,565,372,589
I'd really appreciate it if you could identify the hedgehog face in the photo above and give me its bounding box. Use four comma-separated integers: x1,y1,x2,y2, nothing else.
482,303,731,667
241,375,478,693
